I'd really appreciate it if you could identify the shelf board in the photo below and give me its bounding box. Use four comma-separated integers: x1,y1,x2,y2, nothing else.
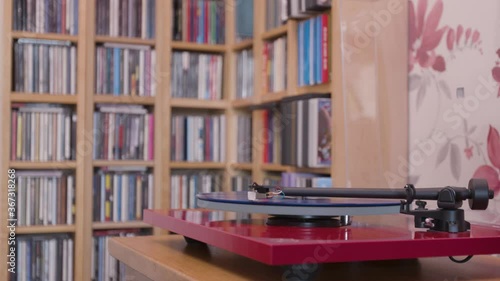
93,221,151,230
10,161,77,169
11,31,78,42
294,9,332,21
170,98,228,109
95,35,155,46
93,160,155,167
170,162,226,169
232,39,253,51
230,163,253,170
260,91,287,103
94,95,156,105
11,93,78,104
292,166,331,175
261,164,330,174
231,97,257,108
261,163,291,172
261,25,288,41
295,83,331,95
171,41,226,52
17,225,76,234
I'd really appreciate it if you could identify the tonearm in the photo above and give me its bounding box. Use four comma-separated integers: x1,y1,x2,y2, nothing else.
248,179,494,233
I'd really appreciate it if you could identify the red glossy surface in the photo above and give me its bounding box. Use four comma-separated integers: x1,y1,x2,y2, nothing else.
144,209,500,265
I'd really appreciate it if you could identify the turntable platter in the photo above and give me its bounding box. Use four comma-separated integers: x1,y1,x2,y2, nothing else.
197,191,401,216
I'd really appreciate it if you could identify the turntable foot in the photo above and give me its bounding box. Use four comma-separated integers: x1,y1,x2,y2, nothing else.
183,236,206,246
282,263,322,281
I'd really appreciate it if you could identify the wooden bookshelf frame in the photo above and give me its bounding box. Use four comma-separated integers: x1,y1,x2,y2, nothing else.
0,5,11,281
0,1,409,280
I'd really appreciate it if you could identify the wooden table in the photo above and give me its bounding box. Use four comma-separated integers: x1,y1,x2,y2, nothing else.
109,235,500,281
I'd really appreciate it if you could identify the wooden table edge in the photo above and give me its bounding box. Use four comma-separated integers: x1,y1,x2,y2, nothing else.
108,236,197,281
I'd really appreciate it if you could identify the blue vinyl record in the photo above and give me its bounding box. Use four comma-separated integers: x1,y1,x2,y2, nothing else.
198,191,400,207
196,192,401,216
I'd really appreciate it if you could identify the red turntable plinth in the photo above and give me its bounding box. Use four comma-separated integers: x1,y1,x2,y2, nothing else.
143,209,500,265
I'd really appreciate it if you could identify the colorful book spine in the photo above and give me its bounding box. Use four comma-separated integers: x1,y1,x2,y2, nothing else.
93,168,153,222
13,0,79,35
170,114,226,162
95,0,155,39
92,229,149,281
95,44,156,97
297,14,330,86
13,40,77,95
170,51,223,100
10,104,76,161
263,37,287,93
16,235,74,281
93,105,154,160
172,0,225,44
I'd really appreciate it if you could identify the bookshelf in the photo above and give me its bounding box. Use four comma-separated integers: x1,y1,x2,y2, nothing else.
10,93,79,104
232,39,253,51
12,31,78,42
17,225,77,235
92,221,151,230
0,1,409,280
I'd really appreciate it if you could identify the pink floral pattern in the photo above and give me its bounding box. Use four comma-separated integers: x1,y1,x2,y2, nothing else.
408,0,485,111
473,126,500,195
464,146,473,160
494,48,500,97
446,25,482,55
409,0,486,103
409,0,448,72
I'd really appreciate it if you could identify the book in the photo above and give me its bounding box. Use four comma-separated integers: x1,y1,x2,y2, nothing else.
95,0,155,39
297,14,330,86
10,104,76,161
305,0,332,12
261,96,332,167
13,0,79,35
172,0,225,44
95,44,156,97
235,0,254,41
16,171,75,226
236,114,252,163
236,49,254,99
92,229,150,281
93,105,154,160
13,39,77,95
313,98,332,167
93,168,153,222
288,0,331,19
170,171,223,217
170,51,223,100
16,234,74,281
263,36,287,93
171,113,226,162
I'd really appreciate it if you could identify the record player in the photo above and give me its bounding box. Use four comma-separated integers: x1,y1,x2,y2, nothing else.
143,178,500,279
